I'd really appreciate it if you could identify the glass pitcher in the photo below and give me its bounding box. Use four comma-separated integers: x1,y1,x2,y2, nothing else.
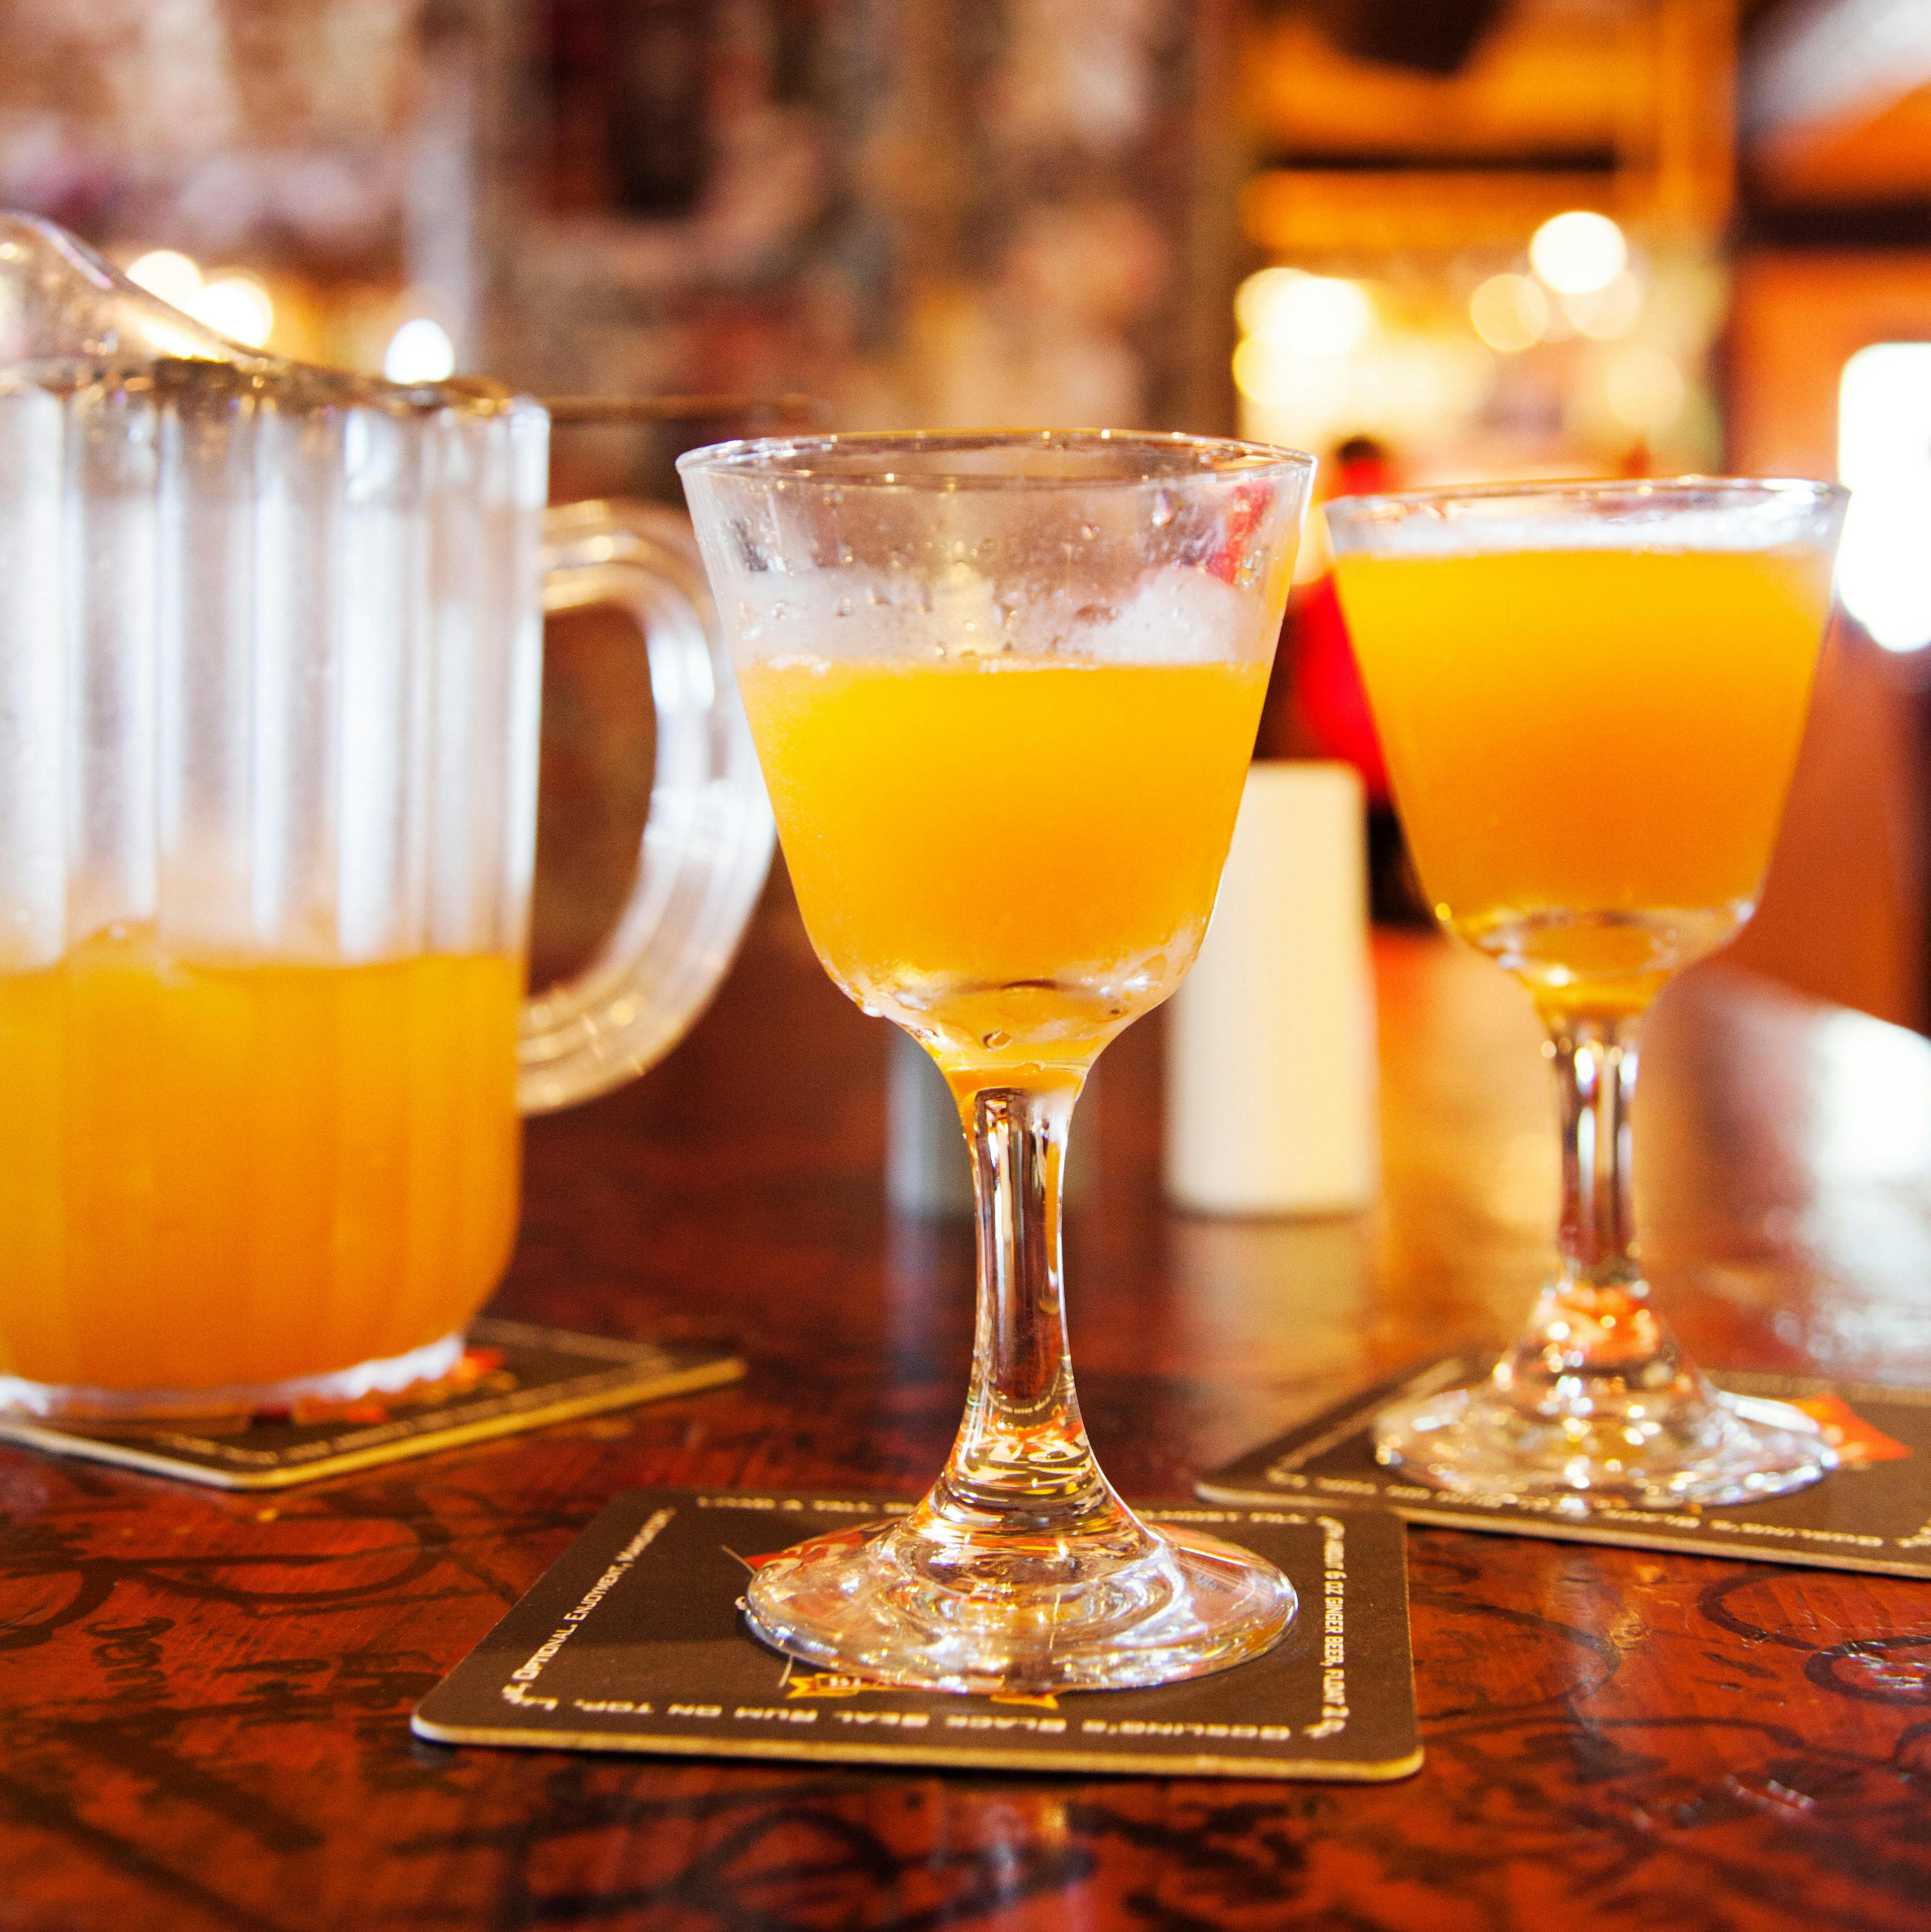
0,214,773,1418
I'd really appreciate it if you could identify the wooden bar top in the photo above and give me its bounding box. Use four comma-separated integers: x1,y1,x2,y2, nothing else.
4,881,1929,1930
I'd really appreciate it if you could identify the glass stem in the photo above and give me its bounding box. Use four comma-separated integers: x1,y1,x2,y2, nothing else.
1551,1014,1641,1289
923,1074,1144,1546
1501,1011,1686,1401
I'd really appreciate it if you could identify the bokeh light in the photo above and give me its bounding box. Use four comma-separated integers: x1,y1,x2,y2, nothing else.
1469,274,1549,352
126,251,276,348
1838,343,1931,653
126,249,203,311
195,272,274,347
384,316,456,383
1530,211,1628,296
1235,269,1374,358
1563,270,1643,341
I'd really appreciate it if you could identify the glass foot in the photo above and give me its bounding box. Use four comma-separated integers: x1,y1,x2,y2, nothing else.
1374,1370,1836,1512
742,1507,1296,1696
0,1330,468,1422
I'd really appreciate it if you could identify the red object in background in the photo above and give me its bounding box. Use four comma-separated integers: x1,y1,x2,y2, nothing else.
1292,574,1390,802
1288,437,1398,803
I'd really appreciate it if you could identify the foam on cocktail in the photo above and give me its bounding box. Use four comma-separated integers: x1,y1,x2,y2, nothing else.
1332,493,1835,559
729,563,1268,669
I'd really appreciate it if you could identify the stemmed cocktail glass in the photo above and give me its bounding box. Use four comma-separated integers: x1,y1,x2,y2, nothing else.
680,431,1314,1693
1327,478,1848,1510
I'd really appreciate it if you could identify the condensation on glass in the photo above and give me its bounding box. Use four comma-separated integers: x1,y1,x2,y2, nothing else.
0,214,772,1417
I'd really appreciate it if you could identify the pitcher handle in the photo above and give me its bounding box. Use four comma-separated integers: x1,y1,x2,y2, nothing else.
517,499,773,1114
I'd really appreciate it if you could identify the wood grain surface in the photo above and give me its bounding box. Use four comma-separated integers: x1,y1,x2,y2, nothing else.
4,876,1930,1931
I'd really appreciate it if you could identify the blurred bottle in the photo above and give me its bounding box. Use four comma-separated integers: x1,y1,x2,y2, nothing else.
1165,761,1378,1217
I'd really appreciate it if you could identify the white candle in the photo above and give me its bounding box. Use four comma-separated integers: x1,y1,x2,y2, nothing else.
1165,760,1378,1216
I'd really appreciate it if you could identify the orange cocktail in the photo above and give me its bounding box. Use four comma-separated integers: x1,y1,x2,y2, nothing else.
0,929,520,1394
738,654,1267,1085
1333,544,1833,1015
1326,478,1847,1512
681,430,1312,1695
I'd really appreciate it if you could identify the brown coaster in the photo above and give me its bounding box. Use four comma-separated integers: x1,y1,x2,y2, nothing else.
1198,1355,1931,1578
411,1487,1422,1781
0,1320,744,1490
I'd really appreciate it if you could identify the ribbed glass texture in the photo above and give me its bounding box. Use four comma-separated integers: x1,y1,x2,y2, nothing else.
0,217,545,1404
0,337,545,973
0,216,771,1412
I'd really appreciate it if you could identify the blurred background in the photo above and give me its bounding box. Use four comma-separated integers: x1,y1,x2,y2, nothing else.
4,0,1928,1027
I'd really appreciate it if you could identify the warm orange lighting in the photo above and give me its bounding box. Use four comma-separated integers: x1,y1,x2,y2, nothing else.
1602,345,1685,433
1469,273,1549,352
1235,269,1374,358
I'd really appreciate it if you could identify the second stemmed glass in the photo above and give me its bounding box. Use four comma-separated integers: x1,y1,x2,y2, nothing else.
1327,477,1849,1511
680,431,1314,1693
